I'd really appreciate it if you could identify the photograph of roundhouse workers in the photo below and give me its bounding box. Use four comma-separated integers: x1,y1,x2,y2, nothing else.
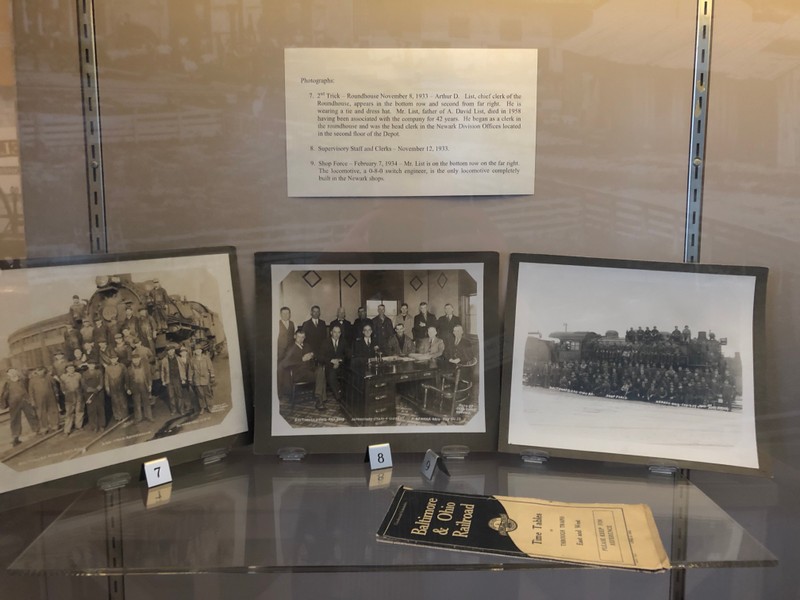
273,266,483,431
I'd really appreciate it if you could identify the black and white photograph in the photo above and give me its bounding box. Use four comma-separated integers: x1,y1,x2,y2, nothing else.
0,249,248,493
500,254,767,472
254,252,500,454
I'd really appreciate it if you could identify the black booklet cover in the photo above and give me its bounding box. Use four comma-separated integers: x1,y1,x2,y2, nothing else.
376,486,671,571
377,486,523,558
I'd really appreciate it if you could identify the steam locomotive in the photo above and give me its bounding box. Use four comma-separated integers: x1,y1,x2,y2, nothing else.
523,328,742,409
5,273,225,372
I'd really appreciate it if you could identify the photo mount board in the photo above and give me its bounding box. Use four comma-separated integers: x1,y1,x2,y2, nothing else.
0,246,251,496
499,253,768,476
254,251,499,454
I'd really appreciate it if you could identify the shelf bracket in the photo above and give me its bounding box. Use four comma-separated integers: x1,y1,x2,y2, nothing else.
76,0,108,254
684,0,714,264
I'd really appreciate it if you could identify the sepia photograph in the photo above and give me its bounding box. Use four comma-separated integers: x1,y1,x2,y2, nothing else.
254,252,500,454
500,254,767,472
0,249,248,493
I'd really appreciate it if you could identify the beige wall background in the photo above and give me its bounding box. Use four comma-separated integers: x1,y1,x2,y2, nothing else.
10,0,800,597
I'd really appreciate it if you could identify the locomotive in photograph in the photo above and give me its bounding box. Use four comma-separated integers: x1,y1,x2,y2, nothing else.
4,273,226,374
0,264,236,475
523,326,742,411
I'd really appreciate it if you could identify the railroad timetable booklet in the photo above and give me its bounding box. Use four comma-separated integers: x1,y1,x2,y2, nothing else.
376,486,671,572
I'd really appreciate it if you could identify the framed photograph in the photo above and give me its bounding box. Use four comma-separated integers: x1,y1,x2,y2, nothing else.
0,247,249,494
254,252,499,454
500,254,768,474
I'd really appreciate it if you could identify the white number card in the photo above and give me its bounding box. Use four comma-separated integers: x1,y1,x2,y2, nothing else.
365,443,393,470
143,457,173,488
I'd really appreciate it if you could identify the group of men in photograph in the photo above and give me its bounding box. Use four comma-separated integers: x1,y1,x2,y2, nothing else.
277,302,475,409
525,324,739,411
0,291,217,448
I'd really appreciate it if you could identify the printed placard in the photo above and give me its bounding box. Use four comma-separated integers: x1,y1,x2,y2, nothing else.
285,48,538,197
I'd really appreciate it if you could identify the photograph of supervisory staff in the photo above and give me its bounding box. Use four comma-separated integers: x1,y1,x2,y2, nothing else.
272,266,483,432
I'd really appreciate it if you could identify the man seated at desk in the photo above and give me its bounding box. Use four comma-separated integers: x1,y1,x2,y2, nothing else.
351,322,379,364
415,325,445,359
318,324,347,402
443,324,474,365
386,322,415,357
278,329,322,407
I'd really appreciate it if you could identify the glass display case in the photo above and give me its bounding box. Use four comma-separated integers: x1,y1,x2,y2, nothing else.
1,0,797,598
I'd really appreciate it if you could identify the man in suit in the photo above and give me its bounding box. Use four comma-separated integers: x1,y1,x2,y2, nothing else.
301,305,328,357
371,303,394,353
278,329,318,403
276,307,295,399
387,322,415,357
437,303,462,343
318,324,348,403
413,302,436,343
351,322,379,363
417,325,445,359
353,306,371,342
277,307,295,361
329,307,353,345
444,324,474,364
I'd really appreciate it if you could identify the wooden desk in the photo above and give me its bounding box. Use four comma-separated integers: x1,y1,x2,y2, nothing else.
341,359,439,425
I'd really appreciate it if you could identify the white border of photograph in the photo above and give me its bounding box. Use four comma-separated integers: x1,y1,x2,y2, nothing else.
254,251,501,455
270,262,486,437
500,254,768,474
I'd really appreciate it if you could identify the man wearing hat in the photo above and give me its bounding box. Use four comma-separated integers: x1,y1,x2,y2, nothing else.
135,307,158,354
97,340,114,368
127,351,153,423
81,361,105,432
92,315,111,346
160,343,187,415
82,340,100,366
178,347,196,413
79,318,95,349
68,295,87,328
131,339,155,371
28,367,59,434
104,353,129,421
188,346,215,414
121,327,140,349
60,363,84,435
0,368,40,446
51,349,70,414
122,304,139,337
112,333,131,367
149,279,170,332
63,325,82,356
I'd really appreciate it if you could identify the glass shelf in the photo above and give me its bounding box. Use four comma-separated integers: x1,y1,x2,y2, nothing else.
7,449,777,576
